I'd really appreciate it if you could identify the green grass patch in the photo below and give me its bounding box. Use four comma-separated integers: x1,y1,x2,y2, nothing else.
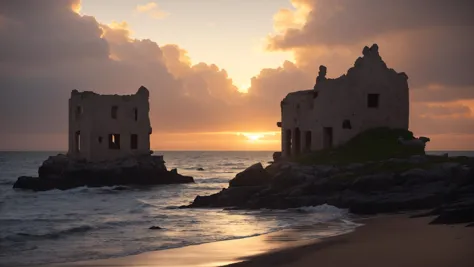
296,127,425,165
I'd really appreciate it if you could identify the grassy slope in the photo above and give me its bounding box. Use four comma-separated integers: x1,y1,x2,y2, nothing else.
296,127,471,169
296,127,424,165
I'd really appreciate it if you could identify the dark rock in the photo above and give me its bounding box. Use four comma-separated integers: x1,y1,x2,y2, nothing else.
304,177,350,195
188,186,264,208
272,152,282,162
264,161,288,176
246,195,293,210
13,154,194,191
185,157,474,221
350,173,396,193
196,168,205,171
229,163,271,187
189,194,220,207
113,186,129,191
215,186,264,207
429,198,474,225
271,168,307,191
348,191,445,215
399,168,445,187
407,155,428,164
409,208,441,218
149,226,162,230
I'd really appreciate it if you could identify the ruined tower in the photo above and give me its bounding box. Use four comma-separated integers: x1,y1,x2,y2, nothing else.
278,44,409,157
68,86,152,162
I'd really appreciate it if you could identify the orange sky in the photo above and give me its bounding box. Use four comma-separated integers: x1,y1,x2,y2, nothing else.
0,0,473,151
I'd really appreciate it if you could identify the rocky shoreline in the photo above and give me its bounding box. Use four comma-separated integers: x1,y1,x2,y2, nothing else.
13,154,194,191
185,155,474,225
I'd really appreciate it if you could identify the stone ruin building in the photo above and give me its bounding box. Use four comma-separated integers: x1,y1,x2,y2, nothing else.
277,44,410,158
68,86,152,162
13,85,195,191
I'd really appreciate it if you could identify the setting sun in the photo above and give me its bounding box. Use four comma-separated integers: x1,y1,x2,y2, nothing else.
243,133,265,142
238,84,250,93
1,1,474,267
236,132,279,143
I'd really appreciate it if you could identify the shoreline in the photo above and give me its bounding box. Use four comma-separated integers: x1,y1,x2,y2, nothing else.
227,214,474,267
36,218,358,267
39,213,474,267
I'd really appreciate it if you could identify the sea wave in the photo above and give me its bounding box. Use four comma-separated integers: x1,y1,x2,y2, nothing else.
217,162,246,167
0,151,363,266
1,217,156,243
2,225,94,242
0,180,14,186
194,177,229,184
291,204,349,214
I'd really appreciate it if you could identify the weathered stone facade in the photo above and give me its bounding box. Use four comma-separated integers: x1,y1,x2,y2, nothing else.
68,86,152,162
278,44,410,157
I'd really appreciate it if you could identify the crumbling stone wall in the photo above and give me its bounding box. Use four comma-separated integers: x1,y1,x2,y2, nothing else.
279,44,410,157
68,86,152,162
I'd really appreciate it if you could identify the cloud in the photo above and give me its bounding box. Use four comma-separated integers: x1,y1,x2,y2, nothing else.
267,0,474,49
272,0,311,33
0,0,473,150
266,0,474,89
411,103,471,118
261,0,474,141
135,2,168,19
0,0,277,150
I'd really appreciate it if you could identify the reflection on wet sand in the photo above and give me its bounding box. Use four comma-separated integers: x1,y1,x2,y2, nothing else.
45,223,353,267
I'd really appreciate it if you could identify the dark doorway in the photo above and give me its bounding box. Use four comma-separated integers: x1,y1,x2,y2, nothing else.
75,106,82,120
305,131,312,152
108,134,121,150
285,129,292,156
131,134,138,150
323,127,333,149
75,131,81,152
111,106,118,119
367,94,379,108
294,127,301,156
342,119,352,129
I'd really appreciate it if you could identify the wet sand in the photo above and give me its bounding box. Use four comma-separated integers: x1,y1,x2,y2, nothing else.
44,215,474,267
44,227,322,267
229,214,474,267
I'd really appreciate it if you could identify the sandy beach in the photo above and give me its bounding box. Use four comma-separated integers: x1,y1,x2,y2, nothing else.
229,214,474,267
43,224,325,267
42,214,474,267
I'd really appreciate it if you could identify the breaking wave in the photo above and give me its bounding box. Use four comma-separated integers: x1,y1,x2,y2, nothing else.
0,151,361,266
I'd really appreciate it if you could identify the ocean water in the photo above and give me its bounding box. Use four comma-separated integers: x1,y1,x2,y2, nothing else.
0,151,357,266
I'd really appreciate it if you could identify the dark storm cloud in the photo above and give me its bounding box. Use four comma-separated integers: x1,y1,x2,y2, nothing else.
0,0,473,150
0,0,263,141
269,0,474,49
269,0,474,89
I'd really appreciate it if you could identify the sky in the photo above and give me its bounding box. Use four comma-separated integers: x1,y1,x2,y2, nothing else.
0,0,473,151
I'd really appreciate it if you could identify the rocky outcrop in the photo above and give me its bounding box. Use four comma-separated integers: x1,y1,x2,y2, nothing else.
229,163,271,187
13,154,194,191
272,152,282,162
185,155,474,225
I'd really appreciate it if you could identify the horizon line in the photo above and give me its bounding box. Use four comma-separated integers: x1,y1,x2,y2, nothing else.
0,149,473,153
